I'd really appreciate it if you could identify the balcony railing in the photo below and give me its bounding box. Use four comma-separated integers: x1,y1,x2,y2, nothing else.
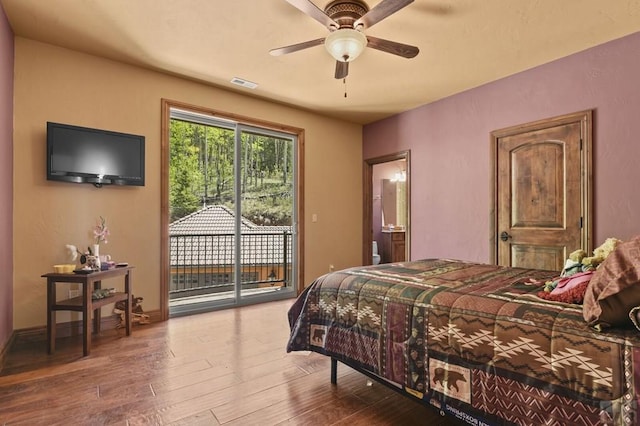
169,231,292,300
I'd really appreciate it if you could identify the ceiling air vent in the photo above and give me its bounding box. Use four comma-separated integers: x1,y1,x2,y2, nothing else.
230,77,258,89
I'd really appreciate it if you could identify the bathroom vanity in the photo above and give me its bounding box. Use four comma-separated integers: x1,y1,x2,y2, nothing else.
381,229,405,263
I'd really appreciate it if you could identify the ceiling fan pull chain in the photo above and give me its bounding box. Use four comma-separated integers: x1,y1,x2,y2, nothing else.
344,78,347,98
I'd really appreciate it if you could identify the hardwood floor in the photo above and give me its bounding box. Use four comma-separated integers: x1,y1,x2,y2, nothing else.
0,300,463,425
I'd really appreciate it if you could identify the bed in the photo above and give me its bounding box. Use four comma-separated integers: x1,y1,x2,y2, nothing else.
287,256,640,425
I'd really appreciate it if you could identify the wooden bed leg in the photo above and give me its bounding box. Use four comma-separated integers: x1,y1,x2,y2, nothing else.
331,358,337,385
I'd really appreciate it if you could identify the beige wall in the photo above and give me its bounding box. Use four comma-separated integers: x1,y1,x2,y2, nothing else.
13,38,362,330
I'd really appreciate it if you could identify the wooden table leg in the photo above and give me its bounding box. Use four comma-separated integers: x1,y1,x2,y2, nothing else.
93,280,102,334
47,278,56,354
83,281,91,356
125,271,132,336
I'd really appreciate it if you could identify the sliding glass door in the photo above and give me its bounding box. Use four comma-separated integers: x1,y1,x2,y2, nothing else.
168,109,297,316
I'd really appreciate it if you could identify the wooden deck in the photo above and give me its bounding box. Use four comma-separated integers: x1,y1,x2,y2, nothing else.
0,299,461,425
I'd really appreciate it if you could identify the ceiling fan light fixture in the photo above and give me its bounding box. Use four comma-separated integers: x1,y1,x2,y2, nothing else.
324,28,367,62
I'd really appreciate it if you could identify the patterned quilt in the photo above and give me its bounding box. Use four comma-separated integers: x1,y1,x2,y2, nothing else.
287,259,640,426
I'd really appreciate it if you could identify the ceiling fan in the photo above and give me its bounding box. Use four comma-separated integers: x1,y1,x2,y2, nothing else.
270,0,419,79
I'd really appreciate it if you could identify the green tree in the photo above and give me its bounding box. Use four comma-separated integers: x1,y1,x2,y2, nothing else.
169,121,202,221
169,119,294,226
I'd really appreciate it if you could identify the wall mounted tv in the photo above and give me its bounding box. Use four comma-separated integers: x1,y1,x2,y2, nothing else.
47,122,145,187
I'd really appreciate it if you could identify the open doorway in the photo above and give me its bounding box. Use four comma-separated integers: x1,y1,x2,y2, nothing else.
363,151,410,265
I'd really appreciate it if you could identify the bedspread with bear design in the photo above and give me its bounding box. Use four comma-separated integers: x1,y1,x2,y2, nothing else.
286,259,640,426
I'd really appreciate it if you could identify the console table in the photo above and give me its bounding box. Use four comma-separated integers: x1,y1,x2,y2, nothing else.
41,266,133,356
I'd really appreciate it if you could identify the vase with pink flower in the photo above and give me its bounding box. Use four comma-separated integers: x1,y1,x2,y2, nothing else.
92,216,109,270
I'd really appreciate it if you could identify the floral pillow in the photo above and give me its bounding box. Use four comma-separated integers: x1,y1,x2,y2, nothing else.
582,235,640,329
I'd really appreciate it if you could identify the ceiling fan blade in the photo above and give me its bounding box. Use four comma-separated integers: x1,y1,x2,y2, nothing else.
366,35,419,58
269,38,325,56
335,61,349,79
285,0,339,29
354,0,414,29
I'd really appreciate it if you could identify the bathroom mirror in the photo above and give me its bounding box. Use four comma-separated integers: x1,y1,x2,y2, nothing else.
382,178,407,229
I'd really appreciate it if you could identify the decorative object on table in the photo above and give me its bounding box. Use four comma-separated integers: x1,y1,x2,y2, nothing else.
64,216,111,271
90,245,101,270
66,245,98,270
114,295,150,327
65,244,81,262
85,252,100,271
93,216,110,244
91,216,109,271
91,287,116,300
66,244,95,264
101,259,116,270
52,264,75,273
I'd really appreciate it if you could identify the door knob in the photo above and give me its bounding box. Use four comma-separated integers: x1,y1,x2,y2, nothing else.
500,231,512,242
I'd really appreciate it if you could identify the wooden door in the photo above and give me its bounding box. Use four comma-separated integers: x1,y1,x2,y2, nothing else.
491,111,592,271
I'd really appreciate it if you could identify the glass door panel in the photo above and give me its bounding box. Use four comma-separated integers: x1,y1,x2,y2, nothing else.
169,115,237,312
238,127,295,300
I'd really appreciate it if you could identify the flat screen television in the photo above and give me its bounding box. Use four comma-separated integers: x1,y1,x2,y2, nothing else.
47,122,145,187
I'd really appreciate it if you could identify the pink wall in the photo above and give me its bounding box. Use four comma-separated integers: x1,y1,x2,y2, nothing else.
364,31,640,263
0,4,14,353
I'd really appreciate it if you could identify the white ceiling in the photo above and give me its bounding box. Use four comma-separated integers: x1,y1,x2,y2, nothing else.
2,0,640,124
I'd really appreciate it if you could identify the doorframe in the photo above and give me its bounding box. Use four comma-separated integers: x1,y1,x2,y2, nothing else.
160,99,305,321
489,110,593,264
363,151,411,265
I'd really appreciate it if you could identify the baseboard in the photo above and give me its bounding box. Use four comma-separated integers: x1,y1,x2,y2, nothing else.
9,309,162,346
0,331,17,374
145,309,162,323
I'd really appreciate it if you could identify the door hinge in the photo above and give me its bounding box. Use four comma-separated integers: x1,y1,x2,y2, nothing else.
580,217,583,228
580,138,583,150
